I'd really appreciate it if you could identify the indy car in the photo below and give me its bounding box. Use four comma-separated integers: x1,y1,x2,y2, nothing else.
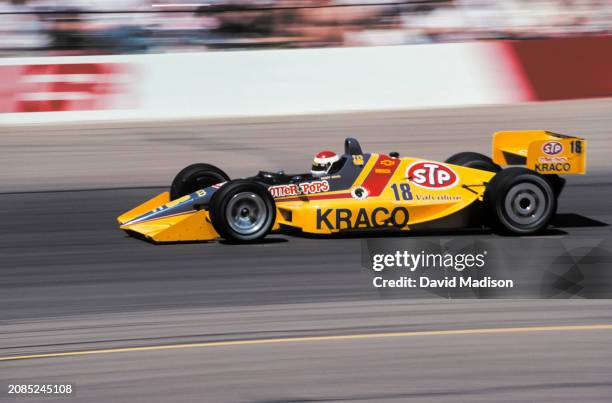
117,131,586,243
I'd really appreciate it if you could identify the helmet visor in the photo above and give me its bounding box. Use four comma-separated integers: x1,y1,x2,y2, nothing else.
311,162,330,175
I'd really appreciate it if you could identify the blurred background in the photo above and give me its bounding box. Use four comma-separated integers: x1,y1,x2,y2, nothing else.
2,2,612,402
1,0,611,56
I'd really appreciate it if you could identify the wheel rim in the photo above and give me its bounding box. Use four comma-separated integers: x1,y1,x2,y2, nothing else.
225,192,268,235
503,182,547,226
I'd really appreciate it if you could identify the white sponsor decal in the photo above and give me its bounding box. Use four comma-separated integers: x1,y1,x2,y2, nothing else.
269,180,330,198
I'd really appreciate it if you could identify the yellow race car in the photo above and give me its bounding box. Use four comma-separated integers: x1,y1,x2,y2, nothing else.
117,131,586,243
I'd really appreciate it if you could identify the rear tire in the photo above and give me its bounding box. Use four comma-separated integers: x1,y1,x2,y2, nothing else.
209,180,276,243
170,163,229,200
445,152,501,173
484,167,556,235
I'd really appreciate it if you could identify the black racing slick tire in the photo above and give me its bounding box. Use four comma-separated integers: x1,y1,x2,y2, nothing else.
445,152,501,173
484,167,557,235
209,180,276,243
170,163,230,200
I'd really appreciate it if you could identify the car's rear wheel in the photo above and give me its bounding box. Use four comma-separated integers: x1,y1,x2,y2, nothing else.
484,167,556,235
209,180,276,243
170,163,229,200
445,152,501,172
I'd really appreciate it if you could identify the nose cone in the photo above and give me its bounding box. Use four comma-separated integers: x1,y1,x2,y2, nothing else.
117,192,171,225
125,187,217,225
121,209,219,243
124,194,193,225
117,188,220,243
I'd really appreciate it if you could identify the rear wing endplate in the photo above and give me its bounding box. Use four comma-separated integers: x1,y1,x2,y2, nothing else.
493,130,586,175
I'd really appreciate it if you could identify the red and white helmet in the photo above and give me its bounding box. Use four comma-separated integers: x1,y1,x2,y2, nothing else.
311,150,340,177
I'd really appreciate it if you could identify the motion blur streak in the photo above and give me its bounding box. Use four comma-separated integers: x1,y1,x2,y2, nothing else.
3,324,612,362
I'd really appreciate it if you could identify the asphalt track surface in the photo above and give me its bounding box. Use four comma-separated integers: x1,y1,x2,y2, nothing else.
1,99,612,402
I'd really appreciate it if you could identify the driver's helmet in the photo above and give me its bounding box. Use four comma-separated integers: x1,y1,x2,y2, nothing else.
311,150,340,177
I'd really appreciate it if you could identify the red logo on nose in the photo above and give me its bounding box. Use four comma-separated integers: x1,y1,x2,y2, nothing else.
407,161,458,189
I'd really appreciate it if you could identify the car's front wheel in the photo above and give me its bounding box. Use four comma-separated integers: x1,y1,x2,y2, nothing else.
209,180,276,243
484,167,556,235
170,163,230,200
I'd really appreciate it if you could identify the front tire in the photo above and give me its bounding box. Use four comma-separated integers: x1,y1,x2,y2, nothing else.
445,152,501,173
209,180,276,243
484,167,556,235
170,163,230,200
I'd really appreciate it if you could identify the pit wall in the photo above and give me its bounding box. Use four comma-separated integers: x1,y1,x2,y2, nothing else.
0,36,610,124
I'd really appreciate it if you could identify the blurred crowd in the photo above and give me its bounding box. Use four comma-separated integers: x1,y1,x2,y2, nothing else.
1,0,611,56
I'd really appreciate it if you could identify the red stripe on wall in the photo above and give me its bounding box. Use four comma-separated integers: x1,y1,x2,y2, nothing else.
504,35,612,101
496,41,536,102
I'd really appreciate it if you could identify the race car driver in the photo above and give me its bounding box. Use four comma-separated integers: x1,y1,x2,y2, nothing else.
311,150,340,177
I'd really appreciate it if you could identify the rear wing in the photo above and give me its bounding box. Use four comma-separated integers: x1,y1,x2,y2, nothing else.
493,130,586,175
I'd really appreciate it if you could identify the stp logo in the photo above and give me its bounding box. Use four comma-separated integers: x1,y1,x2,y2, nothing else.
542,141,563,156
406,161,458,189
